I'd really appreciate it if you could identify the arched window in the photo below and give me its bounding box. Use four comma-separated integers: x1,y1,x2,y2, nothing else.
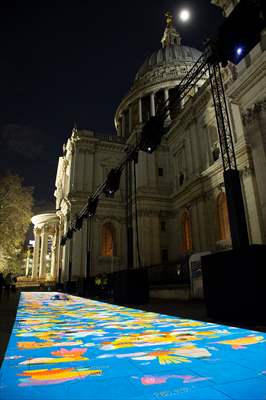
181,210,192,252
217,193,230,241
101,223,116,256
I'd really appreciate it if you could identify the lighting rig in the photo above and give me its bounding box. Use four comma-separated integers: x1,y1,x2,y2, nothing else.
61,0,265,253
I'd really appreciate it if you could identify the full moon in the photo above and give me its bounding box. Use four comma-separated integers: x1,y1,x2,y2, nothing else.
179,9,190,22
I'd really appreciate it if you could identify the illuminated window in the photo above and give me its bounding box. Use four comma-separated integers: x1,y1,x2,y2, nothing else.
101,223,116,256
217,193,230,241
181,210,192,252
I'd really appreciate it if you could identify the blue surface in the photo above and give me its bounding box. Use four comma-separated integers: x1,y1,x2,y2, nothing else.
0,292,265,399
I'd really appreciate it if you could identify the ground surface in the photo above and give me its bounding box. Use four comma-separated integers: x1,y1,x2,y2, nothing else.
0,291,265,400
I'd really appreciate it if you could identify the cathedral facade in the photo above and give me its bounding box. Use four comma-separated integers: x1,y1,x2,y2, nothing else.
30,1,266,289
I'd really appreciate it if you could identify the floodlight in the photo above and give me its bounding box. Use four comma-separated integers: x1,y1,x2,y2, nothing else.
60,236,67,246
75,215,83,231
66,229,73,240
236,46,243,56
139,115,166,154
87,196,99,217
217,0,265,67
103,168,122,197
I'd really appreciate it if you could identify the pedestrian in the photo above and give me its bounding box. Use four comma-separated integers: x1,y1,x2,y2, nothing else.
0,273,4,301
4,273,12,299
11,276,17,293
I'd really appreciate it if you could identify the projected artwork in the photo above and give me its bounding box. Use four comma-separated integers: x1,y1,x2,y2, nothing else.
0,292,265,399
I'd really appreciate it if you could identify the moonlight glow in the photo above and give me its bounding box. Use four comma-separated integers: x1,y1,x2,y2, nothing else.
179,9,190,22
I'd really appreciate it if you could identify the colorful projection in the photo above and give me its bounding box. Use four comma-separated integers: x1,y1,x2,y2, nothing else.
0,292,265,399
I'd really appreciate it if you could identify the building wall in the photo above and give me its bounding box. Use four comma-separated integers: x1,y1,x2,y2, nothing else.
54,22,266,284
55,129,127,281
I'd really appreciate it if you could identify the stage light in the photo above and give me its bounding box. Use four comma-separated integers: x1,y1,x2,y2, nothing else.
87,196,99,217
236,46,243,56
103,168,122,197
75,215,83,231
139,115,166,154
60,236,67,246
127,149,139,163
216,0,265,67
66,229,73,240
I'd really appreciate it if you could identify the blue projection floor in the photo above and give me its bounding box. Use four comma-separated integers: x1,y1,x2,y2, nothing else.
0,292,265,400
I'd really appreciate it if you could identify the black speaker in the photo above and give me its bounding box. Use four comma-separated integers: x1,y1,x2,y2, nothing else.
202,245,266,324
113,268,149,305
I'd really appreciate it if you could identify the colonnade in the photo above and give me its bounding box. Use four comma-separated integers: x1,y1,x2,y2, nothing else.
118,88,171,137
29,213,60,281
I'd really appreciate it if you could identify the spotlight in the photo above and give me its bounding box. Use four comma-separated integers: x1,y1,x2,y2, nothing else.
75,215,83,231
87,196,99,217
139,115,166,154
127,149,139,163
60,236,67,246
103,168,122,197
66,229,73,240
236,46,243,56
216,0,265,67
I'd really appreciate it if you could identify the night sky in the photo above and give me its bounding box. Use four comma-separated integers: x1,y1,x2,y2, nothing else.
0,1,224,209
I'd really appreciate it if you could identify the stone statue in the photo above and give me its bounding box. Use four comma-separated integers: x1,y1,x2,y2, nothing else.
161,12,181,48
165,11,173,27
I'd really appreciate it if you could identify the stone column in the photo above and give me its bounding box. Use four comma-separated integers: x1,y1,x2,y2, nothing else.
164,88,171,121
151,215,161,265
205,126,213,167
141,215,151,266
147,153,157,188
128,106,132,134
136,152,148,189
56,226,63,282
61,219,70,282
195,120,203,172
241,167,263,244
50,226,59,279
189,124,199,174
150,93,155,117
25,250,31,276
138,98,142,124
50,245,56,279
174,154,179,190
75,149,82,192
68,145,75,193
230,102,245,142
242,101,266,242
185,130,193,178
32,229,41,279
39,226,48,278
70,149,77,192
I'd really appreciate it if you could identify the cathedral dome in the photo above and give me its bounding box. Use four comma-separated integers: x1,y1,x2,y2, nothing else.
135,44,201,82
131,12,202,89
115,12,206,137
